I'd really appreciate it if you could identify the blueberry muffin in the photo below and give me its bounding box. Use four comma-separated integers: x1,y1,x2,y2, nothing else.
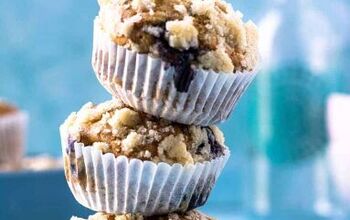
0,100,27,170
60,99,229,215
63,99,226,165
92,0,259,125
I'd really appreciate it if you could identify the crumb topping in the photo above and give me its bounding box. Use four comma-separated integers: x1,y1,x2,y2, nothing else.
97,0,259,73
166,16,199,50
63,99,226,165
174,4,187,15
73,210,214,220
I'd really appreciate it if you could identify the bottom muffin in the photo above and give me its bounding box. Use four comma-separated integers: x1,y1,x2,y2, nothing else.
71,210,214,220
60,99,230,215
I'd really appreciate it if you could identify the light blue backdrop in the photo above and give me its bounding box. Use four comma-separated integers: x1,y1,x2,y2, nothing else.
0,0,261,207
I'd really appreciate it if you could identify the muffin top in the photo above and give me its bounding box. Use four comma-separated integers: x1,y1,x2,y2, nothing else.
72,210,214,220
97,0,259,73
63,99,226,165
0,100,17,116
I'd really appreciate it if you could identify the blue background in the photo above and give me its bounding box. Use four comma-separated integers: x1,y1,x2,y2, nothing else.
0,0,261,211
2,1,350,219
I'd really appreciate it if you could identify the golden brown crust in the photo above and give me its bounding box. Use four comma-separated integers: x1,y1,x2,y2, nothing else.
63,99,226,165
97,0,259,73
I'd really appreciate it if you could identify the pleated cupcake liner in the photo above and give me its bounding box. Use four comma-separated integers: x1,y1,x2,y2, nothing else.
60,125,230,216
91,19,256,126
0,111,28,166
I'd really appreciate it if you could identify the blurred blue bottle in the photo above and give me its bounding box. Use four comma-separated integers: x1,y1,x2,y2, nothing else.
241,0,350,219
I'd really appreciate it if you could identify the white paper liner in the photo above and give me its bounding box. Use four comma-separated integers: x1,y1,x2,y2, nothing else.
60,126,229,216
0,111,28,166
92,19,256,126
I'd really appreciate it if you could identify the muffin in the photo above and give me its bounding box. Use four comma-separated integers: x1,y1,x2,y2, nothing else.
92,0,259,125
71,210,214,220
0,100,28,169
60,99,229,215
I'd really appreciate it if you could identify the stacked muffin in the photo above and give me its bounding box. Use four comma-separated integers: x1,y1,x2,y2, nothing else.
61,0,259,219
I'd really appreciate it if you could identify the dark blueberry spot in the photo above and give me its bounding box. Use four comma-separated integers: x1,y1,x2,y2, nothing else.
70,161,77,176
154,36,198,93
164,63,171,71
188,188,208,210
196,143,205,154
67,137,76,154
188,177,214,210
198,188,211,205
66,136,78,175
204,127,224,158
173,61,195,93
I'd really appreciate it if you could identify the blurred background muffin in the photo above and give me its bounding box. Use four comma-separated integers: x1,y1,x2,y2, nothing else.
0,99,28,170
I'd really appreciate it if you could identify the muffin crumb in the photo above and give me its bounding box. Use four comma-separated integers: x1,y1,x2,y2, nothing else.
174,4,187,15
158,134,194,164
198,46,234,73
166,16,199,50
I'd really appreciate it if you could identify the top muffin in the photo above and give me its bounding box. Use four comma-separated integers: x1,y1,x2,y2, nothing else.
97,0,259,73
